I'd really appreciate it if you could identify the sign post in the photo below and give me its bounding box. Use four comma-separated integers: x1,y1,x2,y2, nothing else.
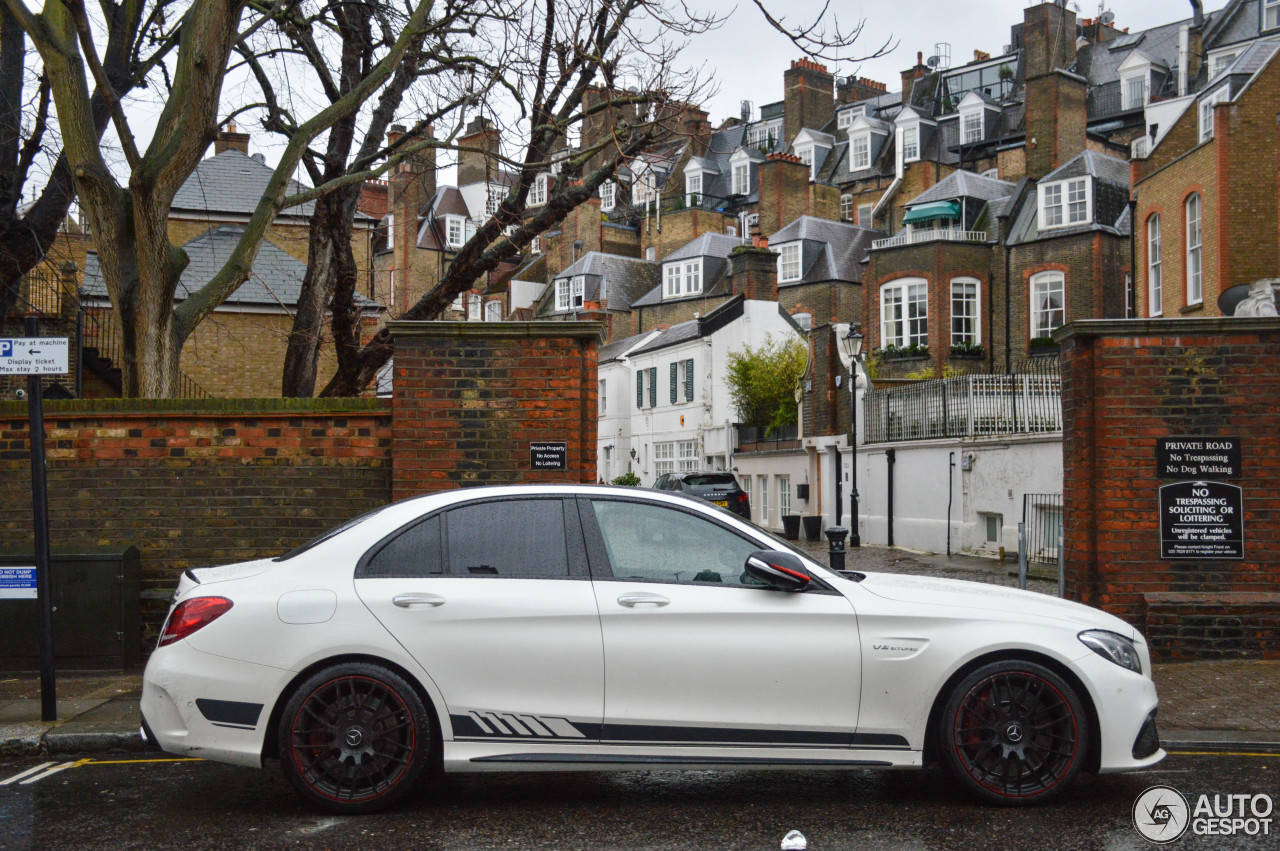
2,318,69,722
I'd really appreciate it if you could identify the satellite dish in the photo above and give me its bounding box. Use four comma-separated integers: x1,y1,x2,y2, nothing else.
926,56,941,68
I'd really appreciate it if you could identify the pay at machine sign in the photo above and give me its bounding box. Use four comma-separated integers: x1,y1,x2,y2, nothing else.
0,338,69,376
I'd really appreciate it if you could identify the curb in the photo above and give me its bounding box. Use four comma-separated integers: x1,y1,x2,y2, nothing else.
1162,729,1280,753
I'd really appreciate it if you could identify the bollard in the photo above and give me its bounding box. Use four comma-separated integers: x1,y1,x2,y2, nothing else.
825,526,849,573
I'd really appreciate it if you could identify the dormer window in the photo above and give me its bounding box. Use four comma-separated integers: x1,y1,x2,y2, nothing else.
1200,85,1229,142
485,191,501,218
1038,176,1091,229
850,132,870,170
732,163,749,195
1122,72,1148,110
529,174,548,206
777,243,802,283
961,109,983,144
599,181,615,212
791,129,833,180
837,106,865,130
686,172,702,206
445,215,465,247
555,275,585,311
902,126,919,162
663,259,702,298
746,122,780,151
633,166,656,205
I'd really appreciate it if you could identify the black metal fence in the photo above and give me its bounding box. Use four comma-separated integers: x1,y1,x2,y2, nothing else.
1022,493,1063,566
863,359,1061,444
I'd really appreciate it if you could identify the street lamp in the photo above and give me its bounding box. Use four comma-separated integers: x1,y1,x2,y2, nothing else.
836,324,864,547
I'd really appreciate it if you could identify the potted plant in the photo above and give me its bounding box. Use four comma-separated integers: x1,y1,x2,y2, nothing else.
802,515,824,540
950,341,984,359
782,514,801,540
1029,336,1059,355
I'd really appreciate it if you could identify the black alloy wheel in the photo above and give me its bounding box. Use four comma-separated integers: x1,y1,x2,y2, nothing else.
940,659,1089,805
278,662,432,814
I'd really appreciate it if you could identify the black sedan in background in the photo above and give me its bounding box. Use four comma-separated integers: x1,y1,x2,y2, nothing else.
653,471,751,520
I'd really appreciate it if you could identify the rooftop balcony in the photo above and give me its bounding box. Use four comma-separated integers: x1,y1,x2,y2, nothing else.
871,227,988,250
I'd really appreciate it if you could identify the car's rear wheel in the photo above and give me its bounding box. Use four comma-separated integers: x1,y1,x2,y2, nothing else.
939,659,1089,805
278,662,431,814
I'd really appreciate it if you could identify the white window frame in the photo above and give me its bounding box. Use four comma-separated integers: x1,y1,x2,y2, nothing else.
880,278,929,349
685,172,702,206
530,234,541,254
484,299,503,322
485,191,501,218
529,174,548,207
961,108,983,144
445,215,465,248
663,260,702,298
385,213,395,250
1186,193,1202,305
1267,0,1280,30
901,124,920,162
1030,271,1065,339
758,475,769,524
1038,177,1091,230
840,194,854,221
1209,51,1238,78
850,132,871,170
467,294,481,322
777,243,802,283
1148,214,1163,316
655,441,675,477
677,440,699,473
632,167,656,205
1200,85,1229,143
599,379,607,415
837,110,854,130
599,181,615,212
732,162,750,196
858,204,874,227
778,475,791,518
950,278,981,346
555,276,585,312
1122,72,1149,111
796,146,815,179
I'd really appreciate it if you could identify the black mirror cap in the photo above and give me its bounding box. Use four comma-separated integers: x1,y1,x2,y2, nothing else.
744,550,811,591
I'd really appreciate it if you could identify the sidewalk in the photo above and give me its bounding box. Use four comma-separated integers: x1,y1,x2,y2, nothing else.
1,543,1277,757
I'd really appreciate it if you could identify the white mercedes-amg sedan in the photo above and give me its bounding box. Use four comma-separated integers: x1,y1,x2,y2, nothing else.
141,485,1163,813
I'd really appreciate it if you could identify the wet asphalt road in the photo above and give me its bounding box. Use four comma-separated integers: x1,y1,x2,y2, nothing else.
0,751,1275,850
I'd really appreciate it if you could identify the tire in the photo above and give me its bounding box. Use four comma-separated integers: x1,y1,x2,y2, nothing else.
278,661,432,814
939,659,1090,805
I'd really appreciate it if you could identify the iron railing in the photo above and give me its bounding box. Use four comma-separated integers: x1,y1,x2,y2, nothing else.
1022,493,1063,567
863,362,1061,444
871,228,988,250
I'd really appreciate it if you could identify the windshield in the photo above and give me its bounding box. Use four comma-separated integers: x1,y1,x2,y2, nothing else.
274,503,394,562
683,474,737,487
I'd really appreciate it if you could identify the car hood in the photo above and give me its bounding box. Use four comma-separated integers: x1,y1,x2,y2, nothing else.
856,571,1138,638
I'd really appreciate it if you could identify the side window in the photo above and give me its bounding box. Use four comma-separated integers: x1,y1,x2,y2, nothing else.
445,499,571,578
588,500,763,587
362,515,443,577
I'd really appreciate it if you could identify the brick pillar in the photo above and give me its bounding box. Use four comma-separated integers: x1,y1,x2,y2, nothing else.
389,321,605,499
729,241,778,302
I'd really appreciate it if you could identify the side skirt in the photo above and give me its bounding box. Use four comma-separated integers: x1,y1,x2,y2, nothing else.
443,742,923,773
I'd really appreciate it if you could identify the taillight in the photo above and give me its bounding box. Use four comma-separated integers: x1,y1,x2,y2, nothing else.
159,597,233,647
735,492,749,503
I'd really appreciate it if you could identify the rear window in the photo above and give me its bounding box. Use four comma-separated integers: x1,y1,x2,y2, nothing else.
682,474,738,487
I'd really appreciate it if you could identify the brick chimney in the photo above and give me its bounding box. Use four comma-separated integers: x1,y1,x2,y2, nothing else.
1023,2,1085,179
784,58,835,148
458,116,501,187
757,153,812,238
214,123,250,155
837,76,888,105
387,123,437,277
900,53,929,107
679,104,713,158
730,240,779,302
582,87,640,173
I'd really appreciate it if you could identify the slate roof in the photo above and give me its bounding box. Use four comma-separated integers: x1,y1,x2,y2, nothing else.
767,217,881,284
630,296,747,355
82,226,380,310
416,187,472,250
677,124,763,210
599,329,662,364
171,149,377,223
543,252,661,314
1008,151,1132,244
906,170,1016,207
1041,149,1130,187
664,232,744,263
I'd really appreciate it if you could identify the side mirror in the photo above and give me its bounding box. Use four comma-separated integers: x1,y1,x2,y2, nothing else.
743,550,811,592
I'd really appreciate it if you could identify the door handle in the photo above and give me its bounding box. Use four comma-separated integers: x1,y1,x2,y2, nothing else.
616,592,670,608
392,593,446,608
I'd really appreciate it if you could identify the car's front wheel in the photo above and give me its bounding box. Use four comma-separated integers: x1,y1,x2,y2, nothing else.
939,659,1089,805
278,661,432,813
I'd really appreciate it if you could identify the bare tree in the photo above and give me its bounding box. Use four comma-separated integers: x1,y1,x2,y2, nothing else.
317,0,888,397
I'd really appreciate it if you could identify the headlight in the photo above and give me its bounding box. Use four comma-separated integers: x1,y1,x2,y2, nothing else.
1078,630,1142,673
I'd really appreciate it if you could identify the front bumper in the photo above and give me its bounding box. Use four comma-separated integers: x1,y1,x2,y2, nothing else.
1068,651,1165,773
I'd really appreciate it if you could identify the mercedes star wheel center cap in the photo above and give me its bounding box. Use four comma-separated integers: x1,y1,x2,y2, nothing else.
345,728,364,747
1006,723,1024,743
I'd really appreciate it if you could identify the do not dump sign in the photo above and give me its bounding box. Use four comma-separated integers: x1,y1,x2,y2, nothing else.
1159,481,1244,560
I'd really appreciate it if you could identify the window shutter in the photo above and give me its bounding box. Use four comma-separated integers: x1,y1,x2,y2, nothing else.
636,371,644,409
670,362,678,403
648,367,657,408
685,359,694,401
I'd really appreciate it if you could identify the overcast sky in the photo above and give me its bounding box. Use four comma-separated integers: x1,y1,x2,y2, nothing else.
690,1,1216,124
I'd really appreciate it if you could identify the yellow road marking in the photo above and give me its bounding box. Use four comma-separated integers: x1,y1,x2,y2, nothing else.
1167,750,1277,758
83,757,203,765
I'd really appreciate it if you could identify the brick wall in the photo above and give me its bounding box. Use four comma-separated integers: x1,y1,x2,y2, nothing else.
389,321,603,499
1059,318,1280,658
633,295,733,335
0,398,392,648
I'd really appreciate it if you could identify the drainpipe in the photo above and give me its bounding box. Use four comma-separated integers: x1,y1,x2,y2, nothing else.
946,450,955,556
1128,198,1138,316
872,127,905,226
886,448,896,547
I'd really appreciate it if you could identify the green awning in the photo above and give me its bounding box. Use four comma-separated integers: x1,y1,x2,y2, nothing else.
902,200,961,224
